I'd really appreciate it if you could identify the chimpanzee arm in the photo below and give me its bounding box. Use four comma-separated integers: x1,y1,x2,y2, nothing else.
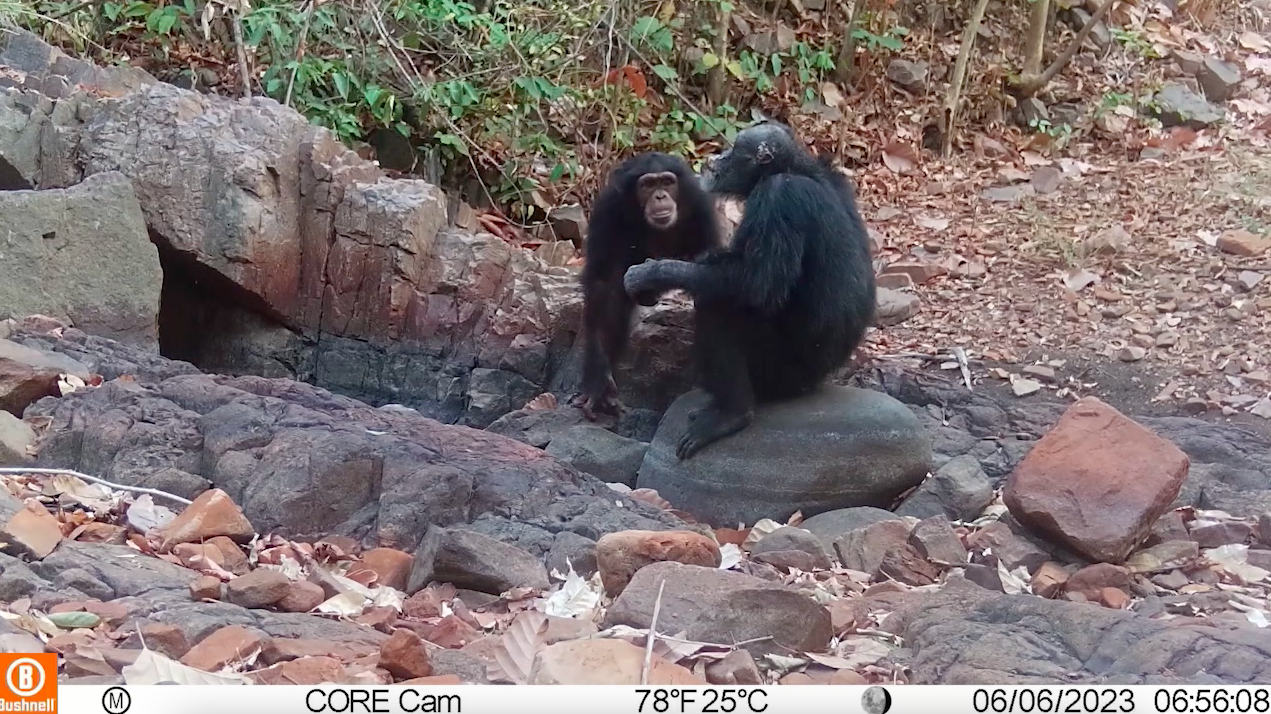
623,174,814,311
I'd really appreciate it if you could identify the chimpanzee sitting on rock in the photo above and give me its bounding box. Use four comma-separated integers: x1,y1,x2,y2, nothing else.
622,122,877,460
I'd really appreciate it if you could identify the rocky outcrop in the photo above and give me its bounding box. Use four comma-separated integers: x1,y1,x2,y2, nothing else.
19,330,687,553
637,387,933,527
0,172,161,345
0,29,694,427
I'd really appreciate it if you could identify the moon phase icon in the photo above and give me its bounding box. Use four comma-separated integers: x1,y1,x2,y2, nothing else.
861,686,892,714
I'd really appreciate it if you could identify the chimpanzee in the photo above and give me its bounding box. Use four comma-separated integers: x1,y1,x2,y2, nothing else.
570,152,723,420
622,122,876,459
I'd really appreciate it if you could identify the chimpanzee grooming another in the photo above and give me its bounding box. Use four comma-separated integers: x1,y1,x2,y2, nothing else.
623,122,876,459
571,152,723,420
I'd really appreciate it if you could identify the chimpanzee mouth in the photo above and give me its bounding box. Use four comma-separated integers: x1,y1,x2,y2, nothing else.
649,211,675,226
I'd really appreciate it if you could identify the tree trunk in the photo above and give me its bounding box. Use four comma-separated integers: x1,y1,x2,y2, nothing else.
939,0,991,157
707,1,730,106
1021,0,1050,84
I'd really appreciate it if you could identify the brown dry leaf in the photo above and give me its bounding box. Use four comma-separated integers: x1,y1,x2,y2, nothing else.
881,142,919,174
916,216,950,231
122,648,247,685
489,610,548,685
1021,151,1050,166
1062,268,1100,291
523,393,558,411
821,82,845,108
63,644,117,678
713,527,750,546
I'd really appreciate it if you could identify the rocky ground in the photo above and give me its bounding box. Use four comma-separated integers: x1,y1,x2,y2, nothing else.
5,319,1271,686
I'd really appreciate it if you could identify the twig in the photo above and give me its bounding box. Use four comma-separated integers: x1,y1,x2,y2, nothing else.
284,0,318,107
832,0,862,84
0,468,193,506
49,0,100,19
706,0,730,106
940,0,990,157
1017,0,1117,97
230,1,252,98
640,579,667,685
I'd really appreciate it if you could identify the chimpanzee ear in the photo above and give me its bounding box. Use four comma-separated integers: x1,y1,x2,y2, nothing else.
755,142,774,164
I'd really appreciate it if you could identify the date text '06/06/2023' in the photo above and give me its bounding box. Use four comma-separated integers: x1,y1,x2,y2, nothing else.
42,685,1271,714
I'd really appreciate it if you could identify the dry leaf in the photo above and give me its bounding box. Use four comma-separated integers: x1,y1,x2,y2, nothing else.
916,216,950,231
881,142,919,174
490,611,548,685
1062,268,1100,291
125,495,175,532
122,648,248,685
542,565,601,618
524,393,558,411
821,82,845,108
1240,31,1271,53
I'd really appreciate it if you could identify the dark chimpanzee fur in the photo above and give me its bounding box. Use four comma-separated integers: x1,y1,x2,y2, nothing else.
571,152,723,421
623,122,876,459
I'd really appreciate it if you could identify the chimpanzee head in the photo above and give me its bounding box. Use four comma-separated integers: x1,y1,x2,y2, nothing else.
635,171,680,230
701,122,799,198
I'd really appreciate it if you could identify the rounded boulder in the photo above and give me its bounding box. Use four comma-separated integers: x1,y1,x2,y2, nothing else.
636,387,932,527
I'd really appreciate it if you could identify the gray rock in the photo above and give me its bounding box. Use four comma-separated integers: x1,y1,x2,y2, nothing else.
750,526,832,570
407,526,550,595
546,425,648,486
0,172,161,345
1068,7,1111,49
893,577,1271,683
603,561,831,658
896,454,993,522
909,515,968,566
547,204,587,247
0,412,35,465
1049,102,1083,128
464,368,542,429
487,407,587,449
1019,97,1049,127
874,287,920,326
833,518,917,573
1197,57,1241,103
545,531,598,578
742,25,796,54
800,506,902,553
886,59,929,93
1153,83,1225,129
637,387,932,528
1173,49,1206,75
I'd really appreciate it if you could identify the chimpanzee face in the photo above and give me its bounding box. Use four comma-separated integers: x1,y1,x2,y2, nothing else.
636,171,680,230
701,122,789,198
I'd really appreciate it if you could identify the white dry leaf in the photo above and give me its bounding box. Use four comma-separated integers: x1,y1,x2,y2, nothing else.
594,624,646,643
490,611,548,685
46,474,115,511
652,630,702,663
1240,30,1271,53
804,652,857,670
125,494,176,532
269,555,305,581
762,653,808,675
57,374,86,396
1062,267,1100,291
122,648,249,685
1206,544,1270,583
998,561,1031,595
832,636,892,669
606,482,632,493
718,543,743,570
743,519,782,548
821,81,845,108
916,216,950,231
542,565,601,618
370,585,404,611
1245,608,1271,628
314,591,367,616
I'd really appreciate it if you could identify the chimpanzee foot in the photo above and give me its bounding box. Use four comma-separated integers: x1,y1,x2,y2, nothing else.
675,407,754,460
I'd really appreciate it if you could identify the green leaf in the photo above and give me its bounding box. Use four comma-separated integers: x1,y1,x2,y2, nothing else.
437,132,469,156
878,36,903,51
47,611,101,629
630,16,663,42
726,61,745,80
652,64,678,81
331,72,349,100
395,122,411,137
701,52,720,69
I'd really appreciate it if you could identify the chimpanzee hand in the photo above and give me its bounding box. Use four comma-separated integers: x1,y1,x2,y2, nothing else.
623,259,692,297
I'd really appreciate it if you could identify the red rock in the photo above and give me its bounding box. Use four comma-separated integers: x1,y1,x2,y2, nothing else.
1188,521,1253,548
424,615,479,649
316,535,360,555
172,542,225,569
277,580,326,613
965,521,1049,571
2,499,64,559
779,672,818,684
706,649,762,685
206,536,251,575
1099,587,1131,609
252,656,347,685
226,569,290,609
876,273,914,290
402,588,445,619
909,515,968,566
181,626,270,672
595,530,722,597
830,669,869,684
826,600,857,634
1066,563,1132,600
1003,397,1189,563
132,623,191,659
833,519,915,574
1030,562,1069,598
159,488,256,549
189,575,223,601
70,522,127,545
359,548,413,591
528,639,705,684
356,606,398,633
400,675,464,685
379,628,433,680
875,544,939,586
81,600,133,628
0,357,60,416
261,639,377,666
1217,229,1271,256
